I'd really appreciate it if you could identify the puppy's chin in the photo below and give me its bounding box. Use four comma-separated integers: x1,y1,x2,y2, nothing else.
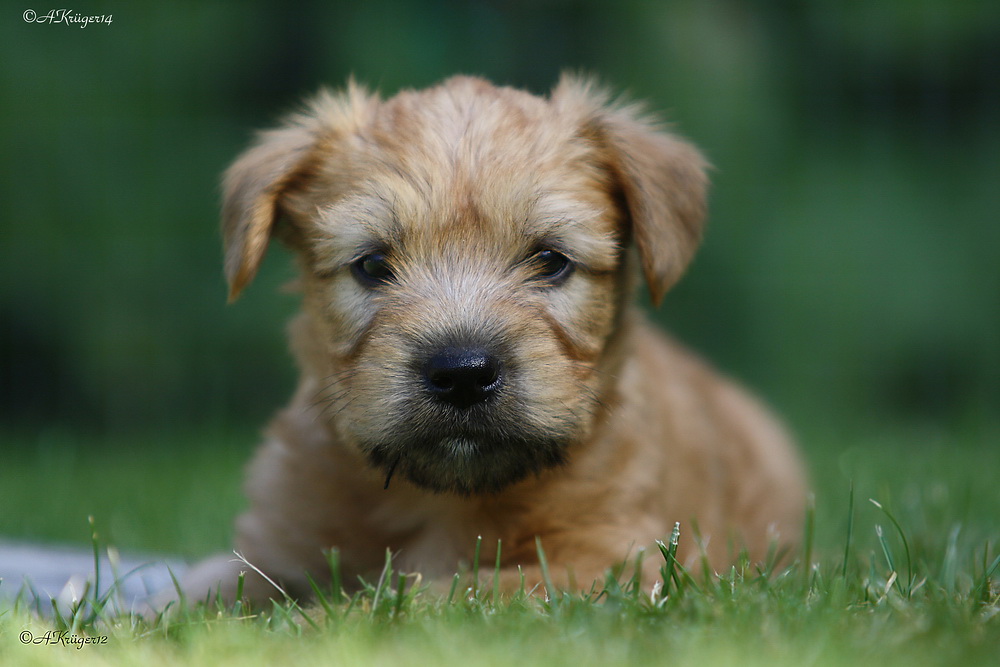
364,433,568,495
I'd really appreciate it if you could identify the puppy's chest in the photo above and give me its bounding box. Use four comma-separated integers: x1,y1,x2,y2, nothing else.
357,498,499,576
394,528,476,576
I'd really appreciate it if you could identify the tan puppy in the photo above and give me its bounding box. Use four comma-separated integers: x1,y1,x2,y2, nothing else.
179,75,806,605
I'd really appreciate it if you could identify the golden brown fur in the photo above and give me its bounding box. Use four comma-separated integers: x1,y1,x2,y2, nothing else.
177,75,806,605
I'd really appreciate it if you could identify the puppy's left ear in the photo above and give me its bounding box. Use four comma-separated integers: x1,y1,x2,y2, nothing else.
559,78,709,305
601,111,708,305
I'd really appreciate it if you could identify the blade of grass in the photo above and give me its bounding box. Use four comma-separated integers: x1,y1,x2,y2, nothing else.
870,498,912,597
447,572,460,605
325,548,344,605
628,546,646,596
306,571,335,621
231,570,247,618
974,546,1000,605
535,536,557,601
656,523,702,597
940,524,961,594
370,549,394,616
492,539,502,605
656,521,681,598
392,570,407,618
689,519,713,586
802,494,815,591
875,525,896,575
89,515,100,621
841,481,855,579
232,551,320,630
471,535,482,599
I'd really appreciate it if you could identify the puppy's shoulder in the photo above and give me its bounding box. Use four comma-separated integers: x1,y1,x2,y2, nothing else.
620,312,807,525
623,312,799,463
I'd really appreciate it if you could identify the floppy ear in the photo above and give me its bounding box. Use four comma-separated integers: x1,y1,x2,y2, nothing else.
560,78,709,306
601,111,708,305
221,122,320,302
221,82,379,302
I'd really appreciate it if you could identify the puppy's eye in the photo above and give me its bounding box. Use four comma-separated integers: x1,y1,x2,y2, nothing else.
531,248,574,285
351,252,395,286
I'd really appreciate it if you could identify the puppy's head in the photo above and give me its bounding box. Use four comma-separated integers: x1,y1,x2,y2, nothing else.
222,76,707,494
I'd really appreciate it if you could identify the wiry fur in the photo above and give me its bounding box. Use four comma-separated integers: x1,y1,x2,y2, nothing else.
175,75,807,606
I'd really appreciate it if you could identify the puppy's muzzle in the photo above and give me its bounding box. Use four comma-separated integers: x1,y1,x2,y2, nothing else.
422,346,503,409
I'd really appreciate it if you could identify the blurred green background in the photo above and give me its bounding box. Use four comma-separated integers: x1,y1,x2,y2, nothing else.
2,1,998,449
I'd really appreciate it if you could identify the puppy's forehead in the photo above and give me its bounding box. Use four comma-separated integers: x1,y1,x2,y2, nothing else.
315,79,621,267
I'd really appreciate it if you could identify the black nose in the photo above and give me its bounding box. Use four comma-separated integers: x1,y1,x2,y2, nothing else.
423,346,502,409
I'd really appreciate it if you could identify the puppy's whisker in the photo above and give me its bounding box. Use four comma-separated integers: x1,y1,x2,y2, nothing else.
557,401,595,425
571,358,617,374
310,389,352,412
318,367,357,380
565,400,599,420
313,385,353,403
313,391,357,418
319,369,355,382
567,379,608,412
325,396,358,419
314,371,357,395
317,398,344,418
567,360,617,383
311,373,357,400
383,454,402,490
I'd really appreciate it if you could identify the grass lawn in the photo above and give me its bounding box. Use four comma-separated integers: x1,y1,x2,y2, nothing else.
1,421,998,666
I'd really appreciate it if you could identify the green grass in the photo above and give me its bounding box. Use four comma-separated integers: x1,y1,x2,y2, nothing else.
1,423,998,666
0,429,253,557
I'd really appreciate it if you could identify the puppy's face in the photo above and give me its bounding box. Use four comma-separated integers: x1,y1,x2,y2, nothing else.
221,77,707,494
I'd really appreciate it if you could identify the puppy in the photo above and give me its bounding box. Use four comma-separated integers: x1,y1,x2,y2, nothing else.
178,75,806,606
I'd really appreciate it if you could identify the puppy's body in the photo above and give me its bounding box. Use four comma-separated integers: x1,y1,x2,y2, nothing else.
180,76,806,604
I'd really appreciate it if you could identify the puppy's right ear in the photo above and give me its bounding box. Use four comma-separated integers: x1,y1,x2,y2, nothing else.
221,122,319,302
222,82,378,302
